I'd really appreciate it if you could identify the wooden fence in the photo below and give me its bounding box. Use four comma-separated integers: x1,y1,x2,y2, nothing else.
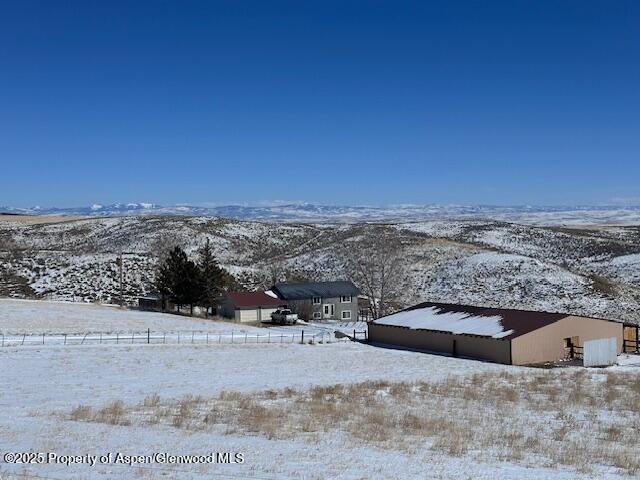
623,339,639,353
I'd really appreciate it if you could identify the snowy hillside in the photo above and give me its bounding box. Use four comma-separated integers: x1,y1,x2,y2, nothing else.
0,216,639,323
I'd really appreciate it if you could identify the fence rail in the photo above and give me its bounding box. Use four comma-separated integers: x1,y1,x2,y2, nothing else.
0,329,355,348
624,339,639,353
572,345,584,360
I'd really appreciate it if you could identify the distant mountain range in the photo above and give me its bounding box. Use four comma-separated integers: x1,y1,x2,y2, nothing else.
1,202,640,225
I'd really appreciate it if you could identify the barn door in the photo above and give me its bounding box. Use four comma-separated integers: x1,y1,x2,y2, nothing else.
623,326,638,353
564,336,580,359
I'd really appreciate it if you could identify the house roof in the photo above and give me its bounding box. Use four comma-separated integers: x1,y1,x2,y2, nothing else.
226,291,286,309
372,302,589,340
271,281,361,300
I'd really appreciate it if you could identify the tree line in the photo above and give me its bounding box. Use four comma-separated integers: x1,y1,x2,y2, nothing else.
155,239,235,316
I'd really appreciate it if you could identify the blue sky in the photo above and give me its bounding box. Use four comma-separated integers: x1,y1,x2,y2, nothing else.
1,1,638,207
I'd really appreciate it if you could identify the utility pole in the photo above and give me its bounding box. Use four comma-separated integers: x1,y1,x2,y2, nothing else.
117,250,124,307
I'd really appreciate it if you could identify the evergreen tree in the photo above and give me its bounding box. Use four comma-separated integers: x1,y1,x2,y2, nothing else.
197,239,226,316
156,246,202,315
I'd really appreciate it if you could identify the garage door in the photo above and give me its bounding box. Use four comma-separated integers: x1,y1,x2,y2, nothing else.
239,309,258,323
259,308,279,322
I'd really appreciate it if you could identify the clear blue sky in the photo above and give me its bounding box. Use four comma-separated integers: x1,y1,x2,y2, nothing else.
1,1,638,207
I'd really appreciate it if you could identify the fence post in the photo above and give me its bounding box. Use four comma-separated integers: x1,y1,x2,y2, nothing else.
163,333,166,344
206,333,209,344
301,330,304,344
245,333,247,344
100,333,102,344
22,334,26,346
256,333,259,344
64,334,66,345
42,333,45,345
116,333,119,344
131,332,134,344
219,333,221,344
268,332,270,344
353,329,356,341
148,328,150,344
178,332,180,344
231,332,234,344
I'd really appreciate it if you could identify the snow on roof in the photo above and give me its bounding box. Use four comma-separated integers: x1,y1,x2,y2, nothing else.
372,302,587,340
374,306,514,339
264,290,278,298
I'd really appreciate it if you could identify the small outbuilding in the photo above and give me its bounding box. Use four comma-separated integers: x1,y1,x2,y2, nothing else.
220,291,287,323
369,302,624,365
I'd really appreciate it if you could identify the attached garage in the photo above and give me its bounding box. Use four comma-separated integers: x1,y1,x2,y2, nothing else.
220,292,286,324
369,302,624,366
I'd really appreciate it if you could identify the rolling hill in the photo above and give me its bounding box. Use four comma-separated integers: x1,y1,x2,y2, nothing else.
0,215,638,323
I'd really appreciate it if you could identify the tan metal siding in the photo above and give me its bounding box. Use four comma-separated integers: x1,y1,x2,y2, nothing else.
511,315,623,365
455,335,511,364
368,324,511,364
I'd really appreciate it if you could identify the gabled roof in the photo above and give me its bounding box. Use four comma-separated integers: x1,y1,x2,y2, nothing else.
226,291,286,309
271,281,360,300
373,302,579,340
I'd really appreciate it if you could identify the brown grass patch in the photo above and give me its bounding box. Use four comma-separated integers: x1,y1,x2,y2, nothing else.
68,369,640,476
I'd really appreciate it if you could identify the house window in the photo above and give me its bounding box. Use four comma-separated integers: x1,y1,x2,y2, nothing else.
313,311,321,320
342,310,352,320
340,295,352,303
312,297,321,305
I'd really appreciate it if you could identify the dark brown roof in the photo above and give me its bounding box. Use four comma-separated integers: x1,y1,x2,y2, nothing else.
226,292,286,309
387,302,605,340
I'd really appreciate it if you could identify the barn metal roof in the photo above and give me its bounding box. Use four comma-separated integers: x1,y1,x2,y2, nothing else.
373,302,585,340
271,281,360,300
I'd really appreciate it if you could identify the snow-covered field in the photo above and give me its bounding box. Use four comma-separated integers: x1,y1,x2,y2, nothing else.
0,341,506,480
2,342,639,479
0,298,265,335
0,299,365,343
1,300,639,479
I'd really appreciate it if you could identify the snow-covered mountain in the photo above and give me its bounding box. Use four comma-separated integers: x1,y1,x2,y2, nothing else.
2,202,640,225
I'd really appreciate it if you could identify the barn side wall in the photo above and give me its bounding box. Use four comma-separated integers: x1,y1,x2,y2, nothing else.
368,324,511,364
511,316,623,365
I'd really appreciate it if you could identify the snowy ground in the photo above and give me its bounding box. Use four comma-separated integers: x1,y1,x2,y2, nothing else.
1,341,638,479
1,300,638,479
0,299,366,343
0,298,266,334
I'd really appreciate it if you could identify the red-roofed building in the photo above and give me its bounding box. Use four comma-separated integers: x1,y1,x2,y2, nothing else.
369,302,625,365
220,291,287,323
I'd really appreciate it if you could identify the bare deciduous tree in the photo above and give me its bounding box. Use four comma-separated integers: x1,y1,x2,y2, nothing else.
342,229,404,319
